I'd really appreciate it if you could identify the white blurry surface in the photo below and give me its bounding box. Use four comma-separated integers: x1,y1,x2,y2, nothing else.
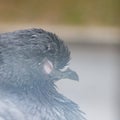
56,43,119,120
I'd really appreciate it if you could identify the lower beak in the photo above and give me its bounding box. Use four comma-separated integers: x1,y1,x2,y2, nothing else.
64,68,79,81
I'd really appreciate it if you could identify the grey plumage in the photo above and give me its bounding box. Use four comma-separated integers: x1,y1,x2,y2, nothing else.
0,28,85,120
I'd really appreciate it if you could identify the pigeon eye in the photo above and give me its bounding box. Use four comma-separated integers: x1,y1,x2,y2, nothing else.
46,44,51,51
43,60,53,74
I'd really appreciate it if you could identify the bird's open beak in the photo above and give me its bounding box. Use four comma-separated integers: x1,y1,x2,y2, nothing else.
63,68,79,81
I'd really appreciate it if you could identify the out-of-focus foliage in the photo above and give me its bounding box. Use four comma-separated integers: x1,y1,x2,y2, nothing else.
0,0,119,25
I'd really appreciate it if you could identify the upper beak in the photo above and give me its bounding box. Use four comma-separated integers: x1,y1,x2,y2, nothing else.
63,68,79,81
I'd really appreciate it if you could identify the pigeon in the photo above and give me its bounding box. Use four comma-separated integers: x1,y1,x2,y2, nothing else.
0,28,85,120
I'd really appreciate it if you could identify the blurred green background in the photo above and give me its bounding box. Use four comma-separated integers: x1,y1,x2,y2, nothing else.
0,0,119,25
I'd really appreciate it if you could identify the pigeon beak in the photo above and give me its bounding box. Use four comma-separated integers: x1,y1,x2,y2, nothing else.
50,68,79,82
63,68,79,81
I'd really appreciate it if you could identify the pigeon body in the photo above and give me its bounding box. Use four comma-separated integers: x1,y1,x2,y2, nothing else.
0,29,85,120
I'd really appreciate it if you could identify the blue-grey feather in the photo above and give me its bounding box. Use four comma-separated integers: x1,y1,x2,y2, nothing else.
0,28,85,120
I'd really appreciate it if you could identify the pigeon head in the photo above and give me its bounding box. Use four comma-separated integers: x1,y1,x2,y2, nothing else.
0,28,79,90
0,29,85,120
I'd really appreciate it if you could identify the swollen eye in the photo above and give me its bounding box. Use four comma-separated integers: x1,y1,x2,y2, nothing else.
43,60,53,74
